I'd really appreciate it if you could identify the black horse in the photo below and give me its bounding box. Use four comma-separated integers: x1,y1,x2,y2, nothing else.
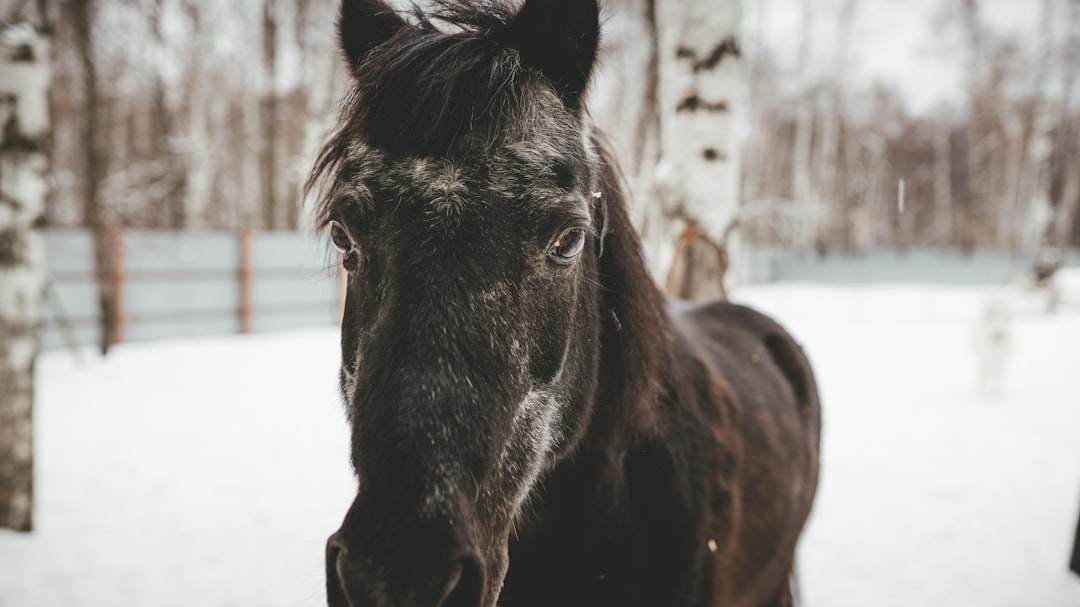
308,1,820,605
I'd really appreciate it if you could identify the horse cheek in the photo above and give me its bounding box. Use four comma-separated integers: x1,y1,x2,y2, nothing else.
526,305,572,383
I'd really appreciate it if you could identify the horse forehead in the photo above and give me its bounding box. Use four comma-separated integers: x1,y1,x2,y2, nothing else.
356,146,582,215
404,157,472,215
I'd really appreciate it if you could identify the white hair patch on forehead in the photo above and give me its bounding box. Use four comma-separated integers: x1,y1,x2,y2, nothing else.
413,158,470,216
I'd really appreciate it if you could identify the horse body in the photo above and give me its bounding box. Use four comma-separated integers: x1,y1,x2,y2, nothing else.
500,301,820,607
310,1,820,605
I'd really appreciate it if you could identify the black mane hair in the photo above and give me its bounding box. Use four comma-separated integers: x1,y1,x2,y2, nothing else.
587,133,672,491
307,1,536,213
352,3,530,156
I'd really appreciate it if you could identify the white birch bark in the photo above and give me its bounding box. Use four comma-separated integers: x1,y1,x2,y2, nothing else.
652,0,745,299
0,1,51,532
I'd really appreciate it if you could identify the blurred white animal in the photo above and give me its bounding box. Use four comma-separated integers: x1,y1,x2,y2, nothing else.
971,294,1014,398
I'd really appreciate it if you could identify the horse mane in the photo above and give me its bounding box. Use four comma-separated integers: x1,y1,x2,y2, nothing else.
590,133,672,473
307,1,541,225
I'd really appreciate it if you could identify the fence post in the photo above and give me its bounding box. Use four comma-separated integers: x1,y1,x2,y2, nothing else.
239,229,253,334
110,228,125,345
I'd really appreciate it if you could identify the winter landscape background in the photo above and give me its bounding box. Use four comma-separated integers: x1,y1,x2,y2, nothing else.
2,276,1080,606
3,0,1080,604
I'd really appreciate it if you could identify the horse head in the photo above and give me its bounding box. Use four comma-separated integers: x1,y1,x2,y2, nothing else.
310,1,613,604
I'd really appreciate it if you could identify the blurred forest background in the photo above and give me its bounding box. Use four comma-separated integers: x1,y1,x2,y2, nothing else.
740,0,1080,255
43,0,1080,257
5,1,1080,595
50,0,339,231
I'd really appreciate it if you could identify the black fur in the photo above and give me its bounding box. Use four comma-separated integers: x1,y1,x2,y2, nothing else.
310,2,821,606
507,0,599,111
339,0,409,70
1071,503,1080,576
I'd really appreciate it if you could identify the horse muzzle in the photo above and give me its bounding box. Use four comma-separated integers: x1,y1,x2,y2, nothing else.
325,504,487,607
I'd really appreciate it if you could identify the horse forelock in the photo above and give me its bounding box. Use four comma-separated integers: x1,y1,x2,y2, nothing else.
307,1,578,226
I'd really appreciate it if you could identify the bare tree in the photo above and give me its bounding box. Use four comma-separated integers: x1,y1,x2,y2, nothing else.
1052,0,1080,250
652,0,744,300
790,0,817,250
0,0,51,532
814,0,858,247
261,0,280,230
589,0,660,230
68,0,116,353
932,106,955,245
1003,0,1055,252
588,0,744,297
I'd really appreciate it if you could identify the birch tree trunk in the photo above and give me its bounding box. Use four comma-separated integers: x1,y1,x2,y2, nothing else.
653,0,744,300
0,0,51,532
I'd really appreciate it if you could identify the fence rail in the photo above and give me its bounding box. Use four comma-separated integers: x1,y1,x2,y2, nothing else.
735,247,1079,285
41,229,1077,351
41,229,343,351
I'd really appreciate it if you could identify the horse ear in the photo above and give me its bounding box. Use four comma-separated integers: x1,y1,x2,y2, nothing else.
338,0,408,71
509,0,600,111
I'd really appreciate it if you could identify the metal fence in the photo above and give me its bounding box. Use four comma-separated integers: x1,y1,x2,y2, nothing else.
42,229,342,351
41,229,1077,351
735,247,1080,285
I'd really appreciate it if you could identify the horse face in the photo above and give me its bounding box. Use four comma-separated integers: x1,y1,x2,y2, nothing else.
325,143,598,605
318,3,602,604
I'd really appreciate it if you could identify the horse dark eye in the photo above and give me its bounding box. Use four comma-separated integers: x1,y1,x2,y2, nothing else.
329,220,354,254
549,227,587,262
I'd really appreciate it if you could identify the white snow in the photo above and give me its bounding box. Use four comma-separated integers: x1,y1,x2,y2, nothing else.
0,332,355,607
737,279,1080,607
3,277,1080,606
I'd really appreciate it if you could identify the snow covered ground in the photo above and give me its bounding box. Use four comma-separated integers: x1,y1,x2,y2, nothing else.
2,277,1080,606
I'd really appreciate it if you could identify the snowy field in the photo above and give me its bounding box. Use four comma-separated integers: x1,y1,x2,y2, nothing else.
3,278,1080,607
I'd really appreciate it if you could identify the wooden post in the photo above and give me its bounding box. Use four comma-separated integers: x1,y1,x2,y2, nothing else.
239,229,253,334
109,228,125,345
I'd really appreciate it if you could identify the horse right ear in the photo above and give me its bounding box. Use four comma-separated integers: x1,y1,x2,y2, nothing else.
338,0,408,71
509,0,600,112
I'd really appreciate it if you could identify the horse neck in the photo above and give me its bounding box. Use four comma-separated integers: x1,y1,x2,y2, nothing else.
579,136,676,494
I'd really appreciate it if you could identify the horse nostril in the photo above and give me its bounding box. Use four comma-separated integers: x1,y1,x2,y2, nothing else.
438,555,484,607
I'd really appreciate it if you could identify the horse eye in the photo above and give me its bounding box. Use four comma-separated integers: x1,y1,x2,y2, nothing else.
329,220,354,254
549,227,587,262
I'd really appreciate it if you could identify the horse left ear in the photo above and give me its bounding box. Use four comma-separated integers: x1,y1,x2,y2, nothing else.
338,0,409,72
509,0,600,112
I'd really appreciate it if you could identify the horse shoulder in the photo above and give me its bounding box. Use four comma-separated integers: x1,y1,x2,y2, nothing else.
668,300,821,606
673,300,819,427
